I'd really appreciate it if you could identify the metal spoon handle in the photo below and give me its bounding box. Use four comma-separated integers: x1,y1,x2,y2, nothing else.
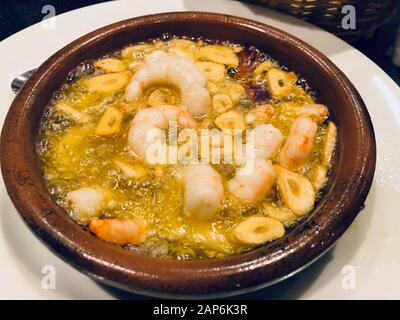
11,69,37,93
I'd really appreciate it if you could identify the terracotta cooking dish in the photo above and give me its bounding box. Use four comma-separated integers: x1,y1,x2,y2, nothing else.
1,12,375,298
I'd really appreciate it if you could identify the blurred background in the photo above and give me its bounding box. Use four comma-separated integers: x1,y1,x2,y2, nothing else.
1,0,399,84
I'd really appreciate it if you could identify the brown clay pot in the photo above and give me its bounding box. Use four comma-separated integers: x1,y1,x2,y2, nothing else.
0,12,376,298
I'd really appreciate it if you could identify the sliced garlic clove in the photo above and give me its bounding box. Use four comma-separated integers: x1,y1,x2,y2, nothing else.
197,45,239,67
94,58,127,72
95,107,123,136
311,165,328,191
267,68,296,98
275,165,316,216
196,61,225,82
212,94,233,113
83,71,131,94
233,216,285,245
263,204,298,226
323,121,337,166
214,111,245,135
55,101,90,123
114,159,148,180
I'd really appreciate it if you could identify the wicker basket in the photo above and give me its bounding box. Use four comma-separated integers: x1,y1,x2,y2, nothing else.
243,0,400,42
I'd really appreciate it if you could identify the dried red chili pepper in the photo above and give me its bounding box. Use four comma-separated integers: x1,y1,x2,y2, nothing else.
246,82,271,103
235,47,261,78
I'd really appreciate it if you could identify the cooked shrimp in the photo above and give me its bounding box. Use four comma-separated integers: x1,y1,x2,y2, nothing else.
183,164,224,221
128,105,196,162
279,116,317,171
227,124,281,202
246,124,283,159
282,104,328,122
227,158,276,203
124,51,211,117
66,188,104,222
89,217,146,245
146,50,167,63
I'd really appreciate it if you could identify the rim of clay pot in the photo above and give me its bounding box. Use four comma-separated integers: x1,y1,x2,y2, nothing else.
0,12,376,298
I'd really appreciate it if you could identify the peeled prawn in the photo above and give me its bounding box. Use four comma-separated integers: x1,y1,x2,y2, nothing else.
89,217,146,245
246,124,284,159
227,124,281,203
66,187,104,222
279,116,317,171
183,164,224,221
124,51,211,117
128,105,196,162
227,158,276,203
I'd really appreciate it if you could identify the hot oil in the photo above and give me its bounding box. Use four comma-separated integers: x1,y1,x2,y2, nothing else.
36,36,331,259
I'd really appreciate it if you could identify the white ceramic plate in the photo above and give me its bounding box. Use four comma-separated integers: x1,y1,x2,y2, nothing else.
0,0,399,300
